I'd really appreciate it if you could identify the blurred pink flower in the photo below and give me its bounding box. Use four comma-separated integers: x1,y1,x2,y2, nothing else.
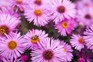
24,4,51,26
60,41,73,61
76,0,93,9
0,6,19,17
0,0,30,11
31,38,73,62
0,13,20,36
84,24,93,50
0,0,12,8
29,0,49,7
76,7,93,26
49,0,76,24
24,29,48,50
55,18,76,36
0,32,27,60
70,34,85,51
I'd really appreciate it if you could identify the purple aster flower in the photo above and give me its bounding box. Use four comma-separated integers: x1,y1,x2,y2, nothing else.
0,6,19,17
28,0,49,7
0,13,20,36
76,0,93,9
11,0,30,10
60,41,73,61
84,24,93,50
76,7,93,26
70,34,85,51
0,0,12,8
31,38,73,62
49,0,76,24
24,3,51,26
55,18,76,36
24,29,48,50
0,32,27,60
0,0,30,11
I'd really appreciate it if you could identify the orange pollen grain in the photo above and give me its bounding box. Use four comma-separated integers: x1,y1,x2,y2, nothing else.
8,41,17,50
62,21,68,28
16,0,22,4
34,9,42,16
31,35,40,44
78,38,84,44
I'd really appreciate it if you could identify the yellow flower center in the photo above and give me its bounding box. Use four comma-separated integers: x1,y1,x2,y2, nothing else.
34,9,42,16
62,21,68,28
0,25,9,36
34,0,41,5
16,0,22,4
31,35,40,44
8,41,17,50
78,38,84,44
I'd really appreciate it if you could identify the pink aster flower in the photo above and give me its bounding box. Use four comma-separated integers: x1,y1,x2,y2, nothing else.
76,0,93,9
60,41,73,61
1,0,36,12
0,13,20,36
0,0,30,11
70,34,85,51
76,7,93,26
49,0,76,24
0,0,12,8
83,24,93,50
31,38,73,62
11,0,31,11
28,0,49,7
55,18,76,36
24,29,48,50
0,6,19,17
0,32,27,60
24,4,51,26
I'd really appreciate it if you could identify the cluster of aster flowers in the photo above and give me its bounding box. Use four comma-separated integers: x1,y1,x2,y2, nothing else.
0,0,93,62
